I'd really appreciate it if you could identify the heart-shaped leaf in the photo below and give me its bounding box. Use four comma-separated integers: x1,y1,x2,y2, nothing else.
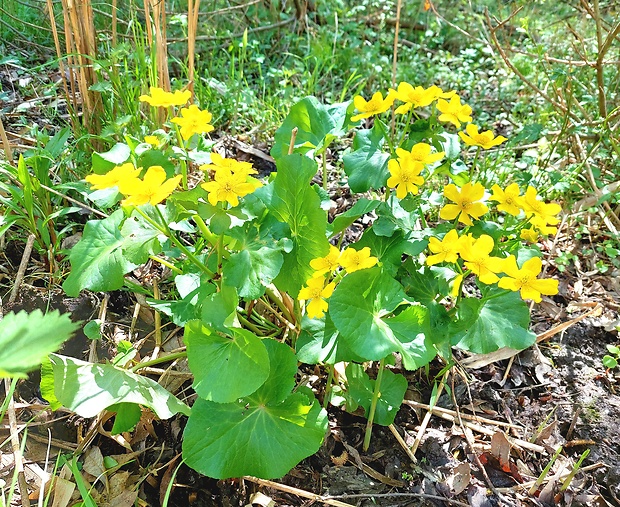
450,287,536,353
63,210,139,296
185,320,269,403
183,339,328,479
44,354,190,419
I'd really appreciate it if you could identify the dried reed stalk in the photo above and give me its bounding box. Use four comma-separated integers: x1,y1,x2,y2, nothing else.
150,0,170,91
0,114,13,164
187,0,201,95
46,0,78,132
56,0,102,139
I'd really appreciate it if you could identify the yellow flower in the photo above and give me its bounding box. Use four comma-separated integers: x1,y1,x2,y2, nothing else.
310,245,341,276
498,256,559,303
139,87,191,108
171,105,215,140
436,95,473,128
339,246,378,273
84,163,141,191
520,227,539,243
351,92,394,122
440,182,488,226
458,124,507,150
121,166,182,206
387,153,425,199
201,168,261,207
200,152,257,178
490,183,523,216
144,135,160,147
409,143,445,166
522,187,561,221
298,276,336,319
426,229,461,266
450,273,464,297
459,234,505,285
388,83,441,114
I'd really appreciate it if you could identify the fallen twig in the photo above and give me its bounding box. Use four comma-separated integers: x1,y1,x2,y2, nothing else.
242,476,356,507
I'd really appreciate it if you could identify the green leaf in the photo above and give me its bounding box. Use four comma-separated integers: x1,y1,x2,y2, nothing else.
120,210,164,264
109,403,142,434
83,320,101,341
149,274,217,326
40,357,61,410
606,344,620,355
223,213,291,299
450,287,536,353
342,123,390,193
603,355,618,369
185,321,269,403
91,143,131,174
224,248,284,299
345,363,407,426
201,285,239,333
261,154,329,296
329,268,407,360
327,198,380,238
63,210,139,296
183,340,328,479
0,310,79,378
402,264,451,305
356,229,419,277
296,313,366,365
271,97,352,158
46,354,190,418
384,305,436,370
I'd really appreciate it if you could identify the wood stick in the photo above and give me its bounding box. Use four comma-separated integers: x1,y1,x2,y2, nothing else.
4,379,30,507
242,476,356,507
403,399,520,429
9,233,35,304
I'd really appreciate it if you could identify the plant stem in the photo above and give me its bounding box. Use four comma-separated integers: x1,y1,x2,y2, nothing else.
142,205,214,278
149,255,182,274
192,214,219,246
130,350,187,372
469,146,481,180
323,363,335,408
363,357,386,451
322,150,328,191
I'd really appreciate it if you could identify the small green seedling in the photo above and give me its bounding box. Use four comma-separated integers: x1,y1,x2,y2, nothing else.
602,344,620,370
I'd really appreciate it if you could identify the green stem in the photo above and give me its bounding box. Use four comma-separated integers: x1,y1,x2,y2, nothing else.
322,150,328,191
192,214,219,246
137,206,214,278
469,146,481,180
130,351,188,372
149,255,182,274
323,363,335,408
363,357,386,451
172,123,189,190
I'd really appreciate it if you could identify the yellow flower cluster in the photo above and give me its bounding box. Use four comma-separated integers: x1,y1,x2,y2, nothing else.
437,182,561,241
298,245,378,319
85,163,182,206
199,153,262,207
426,231,558,302
387,144,444,199
139,87,215,141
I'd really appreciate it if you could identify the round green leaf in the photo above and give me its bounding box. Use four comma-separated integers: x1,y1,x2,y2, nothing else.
329,268,409,361
345,363,407,426
183,340,328,479
185,321,269,403
450,287,536,353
